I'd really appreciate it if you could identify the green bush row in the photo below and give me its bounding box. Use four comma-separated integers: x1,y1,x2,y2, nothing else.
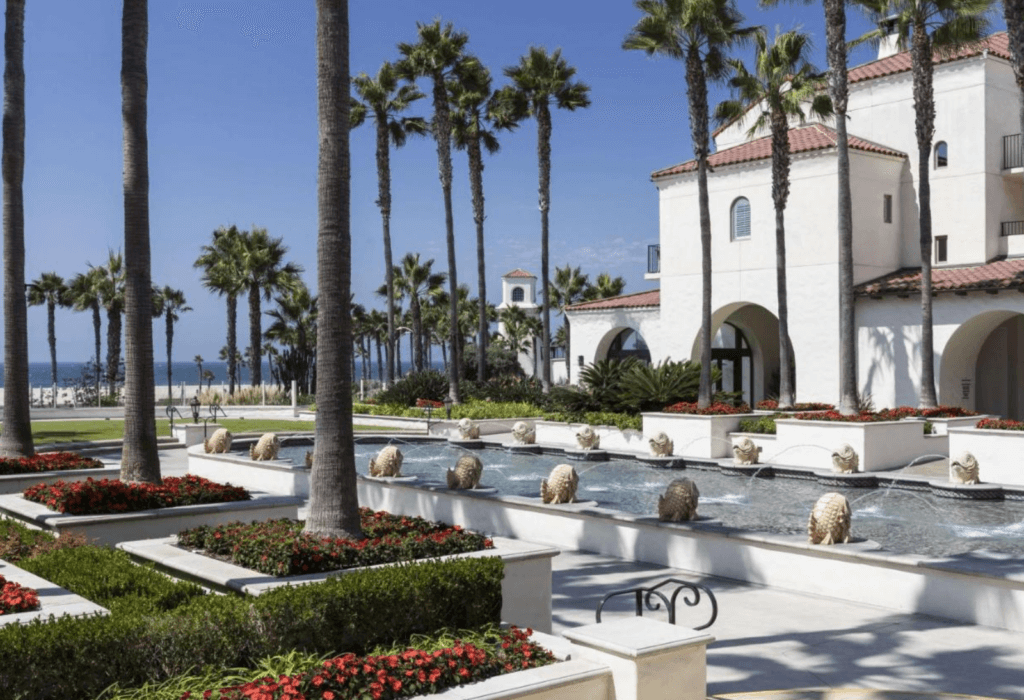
0,554,504,700
738,414,779,434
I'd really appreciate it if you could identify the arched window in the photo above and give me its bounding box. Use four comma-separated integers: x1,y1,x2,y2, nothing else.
606,328,651,364
934,141,948,168
731,197,751,240
511,287,525,302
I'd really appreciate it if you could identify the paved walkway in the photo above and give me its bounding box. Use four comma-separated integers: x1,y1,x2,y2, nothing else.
88,445,1024,700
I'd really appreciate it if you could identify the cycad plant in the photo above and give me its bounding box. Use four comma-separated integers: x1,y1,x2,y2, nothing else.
715,28,833,409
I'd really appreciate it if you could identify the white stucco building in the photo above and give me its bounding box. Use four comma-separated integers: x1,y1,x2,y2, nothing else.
496,268,567,383
567,32,1024,419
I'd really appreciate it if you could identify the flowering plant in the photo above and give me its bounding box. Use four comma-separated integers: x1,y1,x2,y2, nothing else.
185,626,554,700
662,402,750,415
793,406,979,423
22,475,250,515
0,574,40,615
415,398,444,409
791,410,895,422
755,400,833,411
976,417,1024,431
0,452,103,476
177,509,494,577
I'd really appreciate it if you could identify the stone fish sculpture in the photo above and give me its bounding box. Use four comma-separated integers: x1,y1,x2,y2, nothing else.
732,437,761,465
831,443,859,473
446,454,483,490
949,451,980,485
511,421,536,445
575,425,600,450
808,492,852,545
540,464,579,504
368,445,404,478
203,428,232,454
648,431,673,457
457,418,480,440
658,478,699,522
249,433,280,461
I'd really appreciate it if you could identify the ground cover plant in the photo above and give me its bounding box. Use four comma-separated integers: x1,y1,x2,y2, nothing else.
792,406,979,423
0,518,86,563
0,451,103,475
23,475,250,515
0,573,39,615
177,509,493,577
185,625,554,700
976,417,1024,431
662,401,751,415
755,400,833,411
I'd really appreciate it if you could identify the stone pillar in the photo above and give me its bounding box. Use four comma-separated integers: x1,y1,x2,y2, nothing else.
172,423,209,448
562,617,714,700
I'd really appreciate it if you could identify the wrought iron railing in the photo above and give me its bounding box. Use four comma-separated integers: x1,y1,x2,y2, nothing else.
595,578,718,630
1002,220,1024,237
1003,134,1023,170
647,244,660,274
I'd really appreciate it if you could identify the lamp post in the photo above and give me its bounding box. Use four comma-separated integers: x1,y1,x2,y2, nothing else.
190,395,201,424
443,395,453,420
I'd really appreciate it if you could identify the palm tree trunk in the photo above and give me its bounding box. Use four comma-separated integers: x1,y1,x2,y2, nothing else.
375,335,383,382
226,293,237,394
396,330,402,377
1,0,33,457
772,117,795,408
685,48,713,409
121,0,160,483
47,300,57,391
411,295,423,371
92,304,102,406
106,308,121,397
913,24,938,408
563,318,571,381
165,312,173,401
468,136,488,382
248,284,262,387
376,118,396,385
306,0,361,539
537,104,553,392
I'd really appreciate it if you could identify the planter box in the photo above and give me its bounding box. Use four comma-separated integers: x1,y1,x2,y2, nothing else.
771,418,931,472
119,534,559,634
949,427,1024,487
911,414,985,436
0,492,302,546
0,559,108,628
641,412,757,459
188,444,310,497
0,466,120,495
534,421,645,453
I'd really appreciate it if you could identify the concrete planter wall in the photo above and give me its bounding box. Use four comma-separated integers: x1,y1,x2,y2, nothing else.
0,559,108,628
771,418,931,471
916,414,984,436
534,421,645,453
188,444,310,497
949,427,1024,486
641,412,757,459
120,534,559,634
0,466,120,495
0,493,302,546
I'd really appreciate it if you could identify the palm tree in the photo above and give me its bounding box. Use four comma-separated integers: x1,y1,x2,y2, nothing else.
202,369,214,391
450,58,519,383
0,0,32,457
500,305,542,358
549,264,590,382
193,354,203,387
121,0,160,483
195,225,246,395
365,308,387,382
583,272,627,301
495,47,591,393
266,282,318,395
27,272,70,401
238,226,302,388
90,250,125,398
857,0,992,408
398,19,470,403
305,0,361,539
153,286,191,402
624,0,751,409
351,61,427,387
715,28,833,408
393,253,446,372
68,268,106,405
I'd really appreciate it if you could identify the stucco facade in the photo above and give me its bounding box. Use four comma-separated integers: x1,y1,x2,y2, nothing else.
566,33,1024,417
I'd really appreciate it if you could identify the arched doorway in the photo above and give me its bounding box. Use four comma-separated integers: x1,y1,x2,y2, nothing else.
940,311,1024,419
712,322,753,406
691,303,781,406
606,328,651,364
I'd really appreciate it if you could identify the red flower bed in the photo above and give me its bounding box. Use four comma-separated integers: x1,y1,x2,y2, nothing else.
976,417,1024,431
0,452,103,476
791,410,894,422
662,402,750,415
794,406,979,423
0,574,40,615
22,475,250,516
755,400,833,411
185,627,554,700
415,398,444,409
177,509,494,577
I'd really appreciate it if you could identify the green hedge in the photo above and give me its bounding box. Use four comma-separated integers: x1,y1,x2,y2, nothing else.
737,414,779,434
0,556,504,700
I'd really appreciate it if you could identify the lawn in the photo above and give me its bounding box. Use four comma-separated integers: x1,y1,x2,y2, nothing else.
15,419,394,444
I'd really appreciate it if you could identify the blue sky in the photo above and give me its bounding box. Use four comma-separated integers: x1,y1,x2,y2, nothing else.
7,1,1007,363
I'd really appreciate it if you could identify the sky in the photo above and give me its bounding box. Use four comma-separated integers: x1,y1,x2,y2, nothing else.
5,1,1008,363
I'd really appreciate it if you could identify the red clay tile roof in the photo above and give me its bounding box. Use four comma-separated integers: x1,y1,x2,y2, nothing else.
848,32,1011,85
504,268,535,278
855,258,1024,296
653,124,905,179
568,289,661,311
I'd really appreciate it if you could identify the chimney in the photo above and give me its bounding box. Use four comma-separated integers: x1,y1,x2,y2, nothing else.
877,15,901,60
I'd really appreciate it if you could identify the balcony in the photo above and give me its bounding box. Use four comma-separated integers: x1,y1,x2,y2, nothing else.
1003,134,1022,170
1002,220,1024,238
647,244,660,274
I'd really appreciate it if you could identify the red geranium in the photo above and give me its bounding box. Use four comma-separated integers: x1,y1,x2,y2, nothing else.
0,574,40,615
662,402,749,415
414,398,444,409
0,452,103,476
22,475,250,515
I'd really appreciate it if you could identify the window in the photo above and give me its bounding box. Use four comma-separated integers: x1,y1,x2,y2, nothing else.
511,286,525,302
935,235,948,263
935,141,948,168
731,197,751,240
883,194,893,224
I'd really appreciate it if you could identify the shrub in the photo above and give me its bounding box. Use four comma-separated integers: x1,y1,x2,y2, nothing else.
462,377,545,404
177,511,493,577
738,414,778,434
619,360,708,412
0,574,39,615
462,342,526,381
0,519,87,564
199,386,290,406
662,401,750,415
544,410,642,431
0,557,504,700
451,401,547,421
578,358,639,412
755,400,833,411
0,452,104,476
374,371,449,407
22,475,250,515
